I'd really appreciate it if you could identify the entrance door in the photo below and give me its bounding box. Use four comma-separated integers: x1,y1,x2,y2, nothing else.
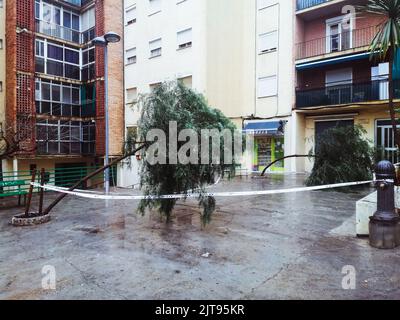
376,120,399,164
254,137,272,172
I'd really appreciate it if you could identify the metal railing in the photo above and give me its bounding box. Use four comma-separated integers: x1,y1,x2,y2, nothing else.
296,78,400,108
62,0,93,7
0,166,118,196
296,25,379,60
296,0,332,11
35,20,95,45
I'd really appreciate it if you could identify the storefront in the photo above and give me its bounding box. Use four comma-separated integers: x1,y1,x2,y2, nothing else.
243,121,285,173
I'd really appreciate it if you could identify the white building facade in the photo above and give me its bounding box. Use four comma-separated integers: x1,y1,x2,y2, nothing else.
119,0,296,188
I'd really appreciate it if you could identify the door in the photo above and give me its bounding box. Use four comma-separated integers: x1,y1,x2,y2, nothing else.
254,137,272,172
371,63,389,100
315,120,354,152
376,120,399,163
326,68,353,105
326,17,352,53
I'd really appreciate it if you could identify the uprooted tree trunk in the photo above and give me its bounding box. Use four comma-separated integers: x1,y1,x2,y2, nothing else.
43,143,148,215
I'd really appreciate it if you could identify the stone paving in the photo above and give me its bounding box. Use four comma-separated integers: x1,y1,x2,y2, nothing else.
0,174,399,300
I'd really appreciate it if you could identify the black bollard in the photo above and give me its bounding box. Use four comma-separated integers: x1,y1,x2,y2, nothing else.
369,160,400,249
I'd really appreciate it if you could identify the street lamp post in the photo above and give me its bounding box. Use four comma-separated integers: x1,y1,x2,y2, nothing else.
92,31,121,194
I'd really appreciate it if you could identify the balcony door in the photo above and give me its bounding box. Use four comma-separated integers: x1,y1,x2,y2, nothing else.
326,16,352,54
371,63,389,100
325,68,353,105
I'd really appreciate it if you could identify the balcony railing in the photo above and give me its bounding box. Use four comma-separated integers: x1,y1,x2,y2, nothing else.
63,0,93,7
35,20,95,45
296,25,379,60
297,0,332,11
296,78,400,108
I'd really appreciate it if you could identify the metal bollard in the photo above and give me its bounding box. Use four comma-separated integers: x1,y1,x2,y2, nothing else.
369,160,400,249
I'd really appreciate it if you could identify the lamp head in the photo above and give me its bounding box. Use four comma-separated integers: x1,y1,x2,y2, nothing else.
104,31,121,43
92,36,107,47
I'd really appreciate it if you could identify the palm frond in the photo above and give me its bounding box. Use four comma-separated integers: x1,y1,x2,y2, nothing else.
358,0,400,60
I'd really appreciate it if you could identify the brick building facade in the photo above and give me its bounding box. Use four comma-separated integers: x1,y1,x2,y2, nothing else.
4,0,124,180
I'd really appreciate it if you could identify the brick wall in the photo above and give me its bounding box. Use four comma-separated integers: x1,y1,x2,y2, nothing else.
6,0,36,154
94,0,124,157
95,0,106,156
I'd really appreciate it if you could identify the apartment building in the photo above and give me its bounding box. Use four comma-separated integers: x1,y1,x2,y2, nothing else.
4,0,124,183
120,0,295,187
0,0,5,131
294,0,394,171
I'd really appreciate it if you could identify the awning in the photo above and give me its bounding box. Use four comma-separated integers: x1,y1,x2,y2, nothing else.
296,52,370,70
243,121,282,135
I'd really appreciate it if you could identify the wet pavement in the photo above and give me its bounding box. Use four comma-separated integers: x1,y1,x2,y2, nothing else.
0,174,400,300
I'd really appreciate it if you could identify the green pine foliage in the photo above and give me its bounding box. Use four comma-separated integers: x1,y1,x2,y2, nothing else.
306,125,374,186
135,81,237,225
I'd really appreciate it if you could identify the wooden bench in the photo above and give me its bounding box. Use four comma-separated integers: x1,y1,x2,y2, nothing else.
0,180,28,206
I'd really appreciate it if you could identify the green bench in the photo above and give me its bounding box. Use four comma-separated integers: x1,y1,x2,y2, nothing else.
0,180,28,206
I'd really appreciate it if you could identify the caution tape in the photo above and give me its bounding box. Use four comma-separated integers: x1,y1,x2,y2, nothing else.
31,180,373,201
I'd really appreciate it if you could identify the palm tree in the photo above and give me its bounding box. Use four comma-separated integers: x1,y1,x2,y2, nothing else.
358,0,400,148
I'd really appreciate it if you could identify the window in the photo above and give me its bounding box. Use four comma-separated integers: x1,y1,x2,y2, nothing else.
35,39,81,80
177,28,192,49
126,88,137,104
149,0,161,15
0,82,2,92
258,76,277,98
326,16,352,53
149,38,162,58
126,6,137,25
0,39,3,49
35,79,81,117
126,48,137,64
0,0,3,7
36,120,95,155
259,31,278,53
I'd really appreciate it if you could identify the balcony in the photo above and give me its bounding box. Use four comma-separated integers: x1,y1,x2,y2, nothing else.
36,20,95,45
296,79,400,109
62,0,93,7
296,25,379,61
297,0,332,11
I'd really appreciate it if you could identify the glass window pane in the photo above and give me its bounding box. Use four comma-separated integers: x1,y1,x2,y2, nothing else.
47,60,63,77
43,4,51,22
41,102,51,114
35,57,45,73
52,85,61,101
63,12,71,28
35,2,40,19
62,87,72,103
48,44,63,61
72,88,80,104
54,7,61,25
65,64,80,80
65,49,79,64
72,15,80,31
41,83,51,100
52,103,62,116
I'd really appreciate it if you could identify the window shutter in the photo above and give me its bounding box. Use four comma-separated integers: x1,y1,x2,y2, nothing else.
177,28,192,47
259,31,278,53
126,6,137,24
258,76,277,98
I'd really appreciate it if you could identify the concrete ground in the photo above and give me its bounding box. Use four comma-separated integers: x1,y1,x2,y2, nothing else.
0,174,399,300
